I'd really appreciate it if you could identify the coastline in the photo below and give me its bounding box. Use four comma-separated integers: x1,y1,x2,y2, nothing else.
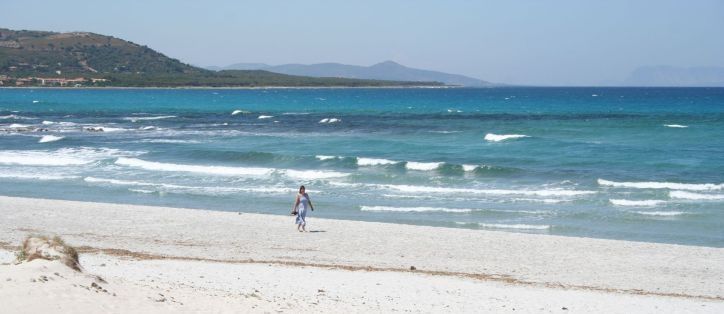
0,85,462,90
1,195,723,312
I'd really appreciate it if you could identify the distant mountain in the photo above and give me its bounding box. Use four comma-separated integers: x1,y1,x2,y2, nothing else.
624,66,724,87
208,61,494,86
0,28,438,87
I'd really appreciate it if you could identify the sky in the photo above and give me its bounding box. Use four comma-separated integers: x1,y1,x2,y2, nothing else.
2,0,723,85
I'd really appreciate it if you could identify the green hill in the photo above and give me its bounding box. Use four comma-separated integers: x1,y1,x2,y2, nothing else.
0,28,441,87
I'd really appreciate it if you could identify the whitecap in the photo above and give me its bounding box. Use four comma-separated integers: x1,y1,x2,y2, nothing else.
484,133,529,142
319,118,341,124
598,179,723,191
360,206,473,213
32,100,40,103
428,130,462,134
258,115,274,119
123,115,176,122
474,223,551,230
0,147,135,166
669,190,724,200
405,161,443,171
115,157,348,180
631,211,687,217
315,155,339,161
138,139,201,144
231,109,250,116
0,173,80,181
664,124,688,128
357,157,398,166
610,199,665,207
462,164,478,171
38,135,65,143
381,184,595,197
0,115,32,120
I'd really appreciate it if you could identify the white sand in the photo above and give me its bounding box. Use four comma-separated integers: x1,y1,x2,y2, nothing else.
1,195,723,313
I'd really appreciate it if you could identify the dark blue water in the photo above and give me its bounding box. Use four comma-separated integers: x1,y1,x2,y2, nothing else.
1,87,723,246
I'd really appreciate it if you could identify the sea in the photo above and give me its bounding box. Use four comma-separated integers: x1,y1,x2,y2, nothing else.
1,87,723,247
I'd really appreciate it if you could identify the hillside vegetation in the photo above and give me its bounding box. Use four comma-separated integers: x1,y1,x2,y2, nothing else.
0,28,440,87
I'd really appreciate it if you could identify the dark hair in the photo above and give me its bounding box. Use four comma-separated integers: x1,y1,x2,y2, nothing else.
299,185,305,194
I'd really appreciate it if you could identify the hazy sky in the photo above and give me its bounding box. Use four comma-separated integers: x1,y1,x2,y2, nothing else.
2,0,723,85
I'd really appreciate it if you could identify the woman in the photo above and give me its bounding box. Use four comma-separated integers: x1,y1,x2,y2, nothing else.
292,185,314,232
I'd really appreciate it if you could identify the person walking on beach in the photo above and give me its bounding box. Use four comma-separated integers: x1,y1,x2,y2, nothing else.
292,185,314,232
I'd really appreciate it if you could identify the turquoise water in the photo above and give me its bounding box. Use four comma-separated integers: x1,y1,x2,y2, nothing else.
1,87,723,247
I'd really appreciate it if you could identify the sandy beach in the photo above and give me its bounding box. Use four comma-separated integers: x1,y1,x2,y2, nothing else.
1,195,723,313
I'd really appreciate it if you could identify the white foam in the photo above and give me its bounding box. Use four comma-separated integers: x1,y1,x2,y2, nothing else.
123,115,176,122
258,115,274,119
428,130,462,134
41,120,55,125
631,211,687,217
139,126,157,130
406,161,443,171
319,118,341,124
598,179,723,191
474,223,551,230
484,133,529,142
357,157,398,166
6,124,31,129
115,158,348,180
231,110,250,116
462,164,478,172
0,115,32,120
664,124,688,128
610,199,665,207
138,139,201,144
284,169,349,180
0,148,130,166
315,155,338,161
129,189,156,194
669,190,724,200
360,206,473,213
32,100,40,103
38,135,65,143
0,173,79,181
382,184,594,197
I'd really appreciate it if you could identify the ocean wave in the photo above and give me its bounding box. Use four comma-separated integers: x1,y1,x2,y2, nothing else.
357,157,398,166
115,157,348,180
258,115,274,119
631,211,687,217
0,114,33,120
138,139,201,144
86,176,298,195
123,115,176,122
231,110,251,116
598,179,723,191
405,161,443,171
381,184,595,197
609,199,666,207
428,130,462,134
669,190,724,200
319,118,341,124
38,135,65,143
461,222,551,230
0,173,80,181
0,148,134,166
315,155,340,161
360,206,474,213
484,133,529,142
664,124,688,128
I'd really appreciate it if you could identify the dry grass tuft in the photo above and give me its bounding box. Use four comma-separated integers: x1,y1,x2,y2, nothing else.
17,235,81,271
